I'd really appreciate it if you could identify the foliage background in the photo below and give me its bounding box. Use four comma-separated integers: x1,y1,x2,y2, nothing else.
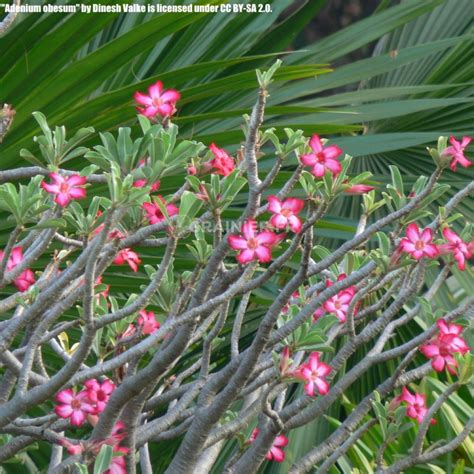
0,0,472,472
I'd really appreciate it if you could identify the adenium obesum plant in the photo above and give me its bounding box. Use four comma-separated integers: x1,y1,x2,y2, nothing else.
0,67,472,474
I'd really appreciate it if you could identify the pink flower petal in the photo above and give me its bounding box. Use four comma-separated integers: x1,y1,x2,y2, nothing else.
420,343,440,358
270,447,285,463
431,356,446,372
55,389,74,404
70,410,86,426
287,215,302,233
156,103,174,116
406,223,420,243
323,145,343,160
270,214,288,229
255,245,272,263
256,231,279,246
312,163,326,177
304,380,315,397
267,195,282,213
41,182,60,194
421,228,434,243
228,235,248,250
133,91,153,106
300,153,317,166
148,81,163,98
309,134,323,153
55,405,74,418
315,377,330,395
443,228,461,244
55,193,71,207
274,435,289,447
67,175,87,186
68,188,87,199
237,249,256,264
160,90,181,102
316,362,332,377
282,198,304,213
242,220,256,240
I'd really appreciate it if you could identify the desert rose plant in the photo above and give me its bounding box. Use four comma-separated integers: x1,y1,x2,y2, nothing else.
0,62,472,473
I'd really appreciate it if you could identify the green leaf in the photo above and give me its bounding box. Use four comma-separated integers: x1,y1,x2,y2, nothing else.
93,444,113,474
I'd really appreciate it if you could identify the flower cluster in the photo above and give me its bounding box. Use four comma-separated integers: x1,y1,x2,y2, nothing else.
0,246,35,292
400,223,472,271
393,319,470,426
55,378,116,426
142,196,179,225
313,273,359,323
60,421,128,474
208,143,235,176
439,228,472,271
228,196,305,263
92,212,142,273
267,196,305,233
120,309,160,340
420,319,469,374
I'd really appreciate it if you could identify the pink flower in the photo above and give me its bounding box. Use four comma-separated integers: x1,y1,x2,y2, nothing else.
420,319,469,374
195,184,211,202
228,220,285,264
134,81,180,119
133,179,161,192
344,183,375,195
292,352,332,396
442,136,472,171
267,196,305,233
439,227,471,271
0,247,35,292
41,173,87,207
248,429,289,463
110,421,127,445
300,134,343,177
282,290,302,315
396,387,436,425
84,378,116,414
399,223,439,260
95,276,110,301
59,439,84,455
208,143,235,176
113,249,141,272
142,197,179,225
320,274,358,323
436,319,470,354
104,446,129,474
119,323,137,341
54,389,95,426
137,309,160,335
